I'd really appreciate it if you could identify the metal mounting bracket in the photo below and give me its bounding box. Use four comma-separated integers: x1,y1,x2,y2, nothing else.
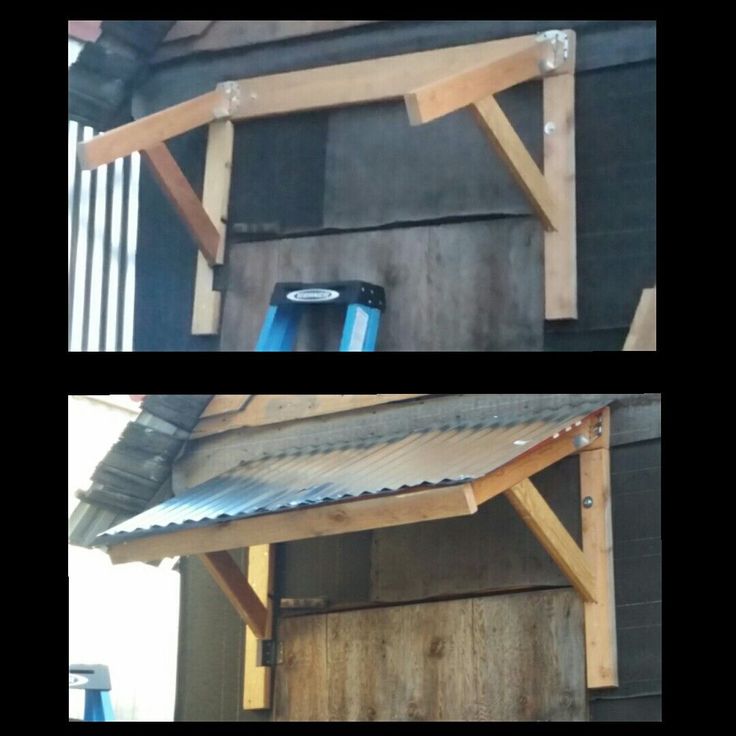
536,30,570,72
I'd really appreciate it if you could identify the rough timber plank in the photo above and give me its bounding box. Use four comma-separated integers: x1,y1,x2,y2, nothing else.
543,72,578,319
580,448,618,688
191,120,234,335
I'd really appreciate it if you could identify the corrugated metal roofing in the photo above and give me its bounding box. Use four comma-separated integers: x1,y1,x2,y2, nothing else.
97,400,608,545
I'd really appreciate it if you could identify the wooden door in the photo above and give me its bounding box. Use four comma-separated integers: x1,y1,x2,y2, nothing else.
273,588,586,721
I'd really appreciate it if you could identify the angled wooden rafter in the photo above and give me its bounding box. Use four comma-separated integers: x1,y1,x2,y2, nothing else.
404,36,569,125
77,31,578,334
471,409,604,505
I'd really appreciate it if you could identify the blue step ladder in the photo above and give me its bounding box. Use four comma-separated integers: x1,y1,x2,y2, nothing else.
256,281,385,352
69,664,115,721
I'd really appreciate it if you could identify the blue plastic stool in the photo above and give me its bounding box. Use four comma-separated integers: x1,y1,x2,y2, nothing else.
69,664,115,722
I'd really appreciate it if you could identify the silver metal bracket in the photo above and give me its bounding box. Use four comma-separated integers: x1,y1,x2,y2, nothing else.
214,81,241,119
536,30,570,73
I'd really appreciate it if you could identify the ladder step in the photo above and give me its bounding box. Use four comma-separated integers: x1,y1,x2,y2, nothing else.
256,281,386,352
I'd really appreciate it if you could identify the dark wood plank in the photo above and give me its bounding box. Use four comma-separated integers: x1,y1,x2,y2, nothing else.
371,456,580,602
221,219,543,351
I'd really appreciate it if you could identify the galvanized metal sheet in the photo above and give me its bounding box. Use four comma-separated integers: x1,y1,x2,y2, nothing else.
98,401,607,544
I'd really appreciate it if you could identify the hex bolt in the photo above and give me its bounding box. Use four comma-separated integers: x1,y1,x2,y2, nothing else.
582,496,594,509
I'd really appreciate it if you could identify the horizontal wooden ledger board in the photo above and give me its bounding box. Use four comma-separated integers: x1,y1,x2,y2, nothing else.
192,395,430,437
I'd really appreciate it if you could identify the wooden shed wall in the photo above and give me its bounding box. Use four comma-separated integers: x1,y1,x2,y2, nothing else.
273,589,585,721
174,397,661,721
132,21,655,351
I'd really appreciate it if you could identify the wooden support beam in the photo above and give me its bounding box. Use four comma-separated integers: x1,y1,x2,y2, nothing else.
78,89,229,170
76,33,576,170
244,544,275,710
405,39,562,126
543,72,578,319
623,287,656,351
108,482,478,565
200,395,253,418
191,120,234,335
199,550,268,638
228,34,562,122
505,479,596,603
192,394,431,438
471,410,604,505
141,143,220,266
580,449,618,688
472,94,559,231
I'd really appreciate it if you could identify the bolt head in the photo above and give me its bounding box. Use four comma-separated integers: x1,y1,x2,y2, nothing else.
582,496,594,509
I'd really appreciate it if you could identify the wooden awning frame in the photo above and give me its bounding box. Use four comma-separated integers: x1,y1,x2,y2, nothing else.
78,30,579,334
105,406,616,706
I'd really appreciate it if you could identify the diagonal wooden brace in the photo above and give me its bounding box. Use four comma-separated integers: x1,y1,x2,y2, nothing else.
199,550,268,639
505,478,596,602
472,93,559,231
141,143,220,266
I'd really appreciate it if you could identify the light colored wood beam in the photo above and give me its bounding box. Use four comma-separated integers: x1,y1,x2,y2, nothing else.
405,39,563,126
472,94,559,231
108,482,478,565
244,544,275,710
200,395,253,418
77,33,575,169
191,120,234,335
192,394,431,438
141,143,220,266
505,478,596,603
199,550,268,638
543,72,578,319
623,287,656,351
228,34,562,122
78,88,230,170
471,410,605,505
580,449,618,688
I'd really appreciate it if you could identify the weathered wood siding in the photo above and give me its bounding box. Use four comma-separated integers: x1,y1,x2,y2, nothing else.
221,219,543,351
274,589,586,721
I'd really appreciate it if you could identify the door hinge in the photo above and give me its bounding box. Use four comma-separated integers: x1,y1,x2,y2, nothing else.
257,639,283,667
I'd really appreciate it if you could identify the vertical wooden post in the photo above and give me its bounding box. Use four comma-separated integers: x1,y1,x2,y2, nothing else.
243,544,275,710
543,73,577,320
191,120,234,335
579,447,618,688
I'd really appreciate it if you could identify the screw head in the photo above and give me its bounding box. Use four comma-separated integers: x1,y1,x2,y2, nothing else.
544,122,557,136
582,496,594,509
